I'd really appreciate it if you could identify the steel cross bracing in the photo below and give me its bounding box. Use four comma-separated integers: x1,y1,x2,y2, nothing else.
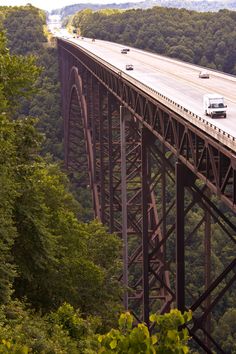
58,39,236,353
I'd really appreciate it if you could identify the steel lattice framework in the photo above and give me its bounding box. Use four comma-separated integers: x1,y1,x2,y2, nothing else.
58,39,236,353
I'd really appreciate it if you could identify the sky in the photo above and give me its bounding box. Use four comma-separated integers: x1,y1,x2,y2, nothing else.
0,0,142,11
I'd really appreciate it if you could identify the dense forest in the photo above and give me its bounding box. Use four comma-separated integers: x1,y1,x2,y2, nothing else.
0,5,194,353
68,6,236,74
0,4,119,352
53,0,236,19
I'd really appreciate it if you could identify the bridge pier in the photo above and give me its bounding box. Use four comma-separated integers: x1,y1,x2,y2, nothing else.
120,105,129,310
176,162,186,312
141,127,150,326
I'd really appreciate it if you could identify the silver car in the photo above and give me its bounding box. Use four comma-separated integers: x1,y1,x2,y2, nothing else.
199,70,210,78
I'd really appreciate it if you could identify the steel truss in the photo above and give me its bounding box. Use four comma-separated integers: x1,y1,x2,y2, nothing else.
58,40,236,353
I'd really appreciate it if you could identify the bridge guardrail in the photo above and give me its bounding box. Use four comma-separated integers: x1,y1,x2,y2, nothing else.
63,38,236,153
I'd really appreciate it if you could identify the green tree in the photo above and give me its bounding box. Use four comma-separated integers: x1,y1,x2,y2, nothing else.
0,25,122,321
3,7,63,160
3,6,46,56
10,118,122,319
98,310,192,353
213,308,236,353
0,29,41,304
0,31,41,114
0,114,17,304
0,301,80,353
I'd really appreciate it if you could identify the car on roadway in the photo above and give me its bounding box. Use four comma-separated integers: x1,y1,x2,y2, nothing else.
126,64,134,70
199,70,210,79
121,48,129,54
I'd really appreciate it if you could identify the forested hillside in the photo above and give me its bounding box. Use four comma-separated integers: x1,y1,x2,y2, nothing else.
53,0,236,19
3,5,63,160
69,6,236,74
0,5,122,352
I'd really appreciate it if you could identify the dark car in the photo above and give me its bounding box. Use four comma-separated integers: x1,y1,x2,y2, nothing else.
126,64,134,70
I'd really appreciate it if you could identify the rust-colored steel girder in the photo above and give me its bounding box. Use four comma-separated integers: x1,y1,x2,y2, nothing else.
58,40,236,353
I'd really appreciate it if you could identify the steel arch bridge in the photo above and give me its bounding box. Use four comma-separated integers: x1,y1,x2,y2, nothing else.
58,39,236,353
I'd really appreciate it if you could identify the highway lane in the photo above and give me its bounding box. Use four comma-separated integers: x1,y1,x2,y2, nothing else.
58,34,236,147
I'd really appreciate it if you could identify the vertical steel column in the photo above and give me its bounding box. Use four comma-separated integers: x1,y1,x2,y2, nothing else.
91,78,97,188
176,162,185,312
108,94,114,232
204,194,211,349
120,106,129,310
86,74,100,219
141,128,150,326
58,48,70,167
162,143,167,299
99,87,105,224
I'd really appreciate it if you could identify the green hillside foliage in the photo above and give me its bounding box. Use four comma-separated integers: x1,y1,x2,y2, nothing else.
53,0,236,20
71,7,236,74
98,310,192,353
0,94,122,322
1,1,92,219
0,6,126,351
3,5,46,55
1,5,63,160
0,303,192,353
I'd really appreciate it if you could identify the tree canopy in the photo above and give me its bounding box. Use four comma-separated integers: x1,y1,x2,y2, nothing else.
0,4,122,326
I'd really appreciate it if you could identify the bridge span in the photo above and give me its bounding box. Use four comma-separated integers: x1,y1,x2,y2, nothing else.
58,37,236,353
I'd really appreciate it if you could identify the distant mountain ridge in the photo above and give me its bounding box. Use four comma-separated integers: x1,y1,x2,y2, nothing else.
51,0,236,17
